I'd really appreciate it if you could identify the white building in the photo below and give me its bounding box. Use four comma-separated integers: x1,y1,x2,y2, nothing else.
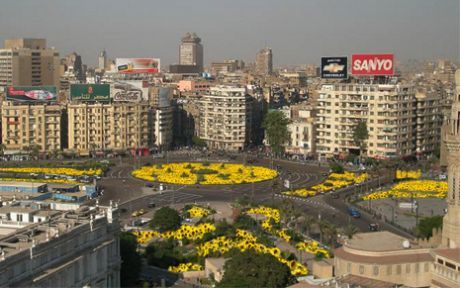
199,86,253,151
282,104,316,158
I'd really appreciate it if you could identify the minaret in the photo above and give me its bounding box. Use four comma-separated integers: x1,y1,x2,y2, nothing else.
441,69,460,248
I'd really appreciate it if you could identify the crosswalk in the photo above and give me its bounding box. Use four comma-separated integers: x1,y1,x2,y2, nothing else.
148,191,203,205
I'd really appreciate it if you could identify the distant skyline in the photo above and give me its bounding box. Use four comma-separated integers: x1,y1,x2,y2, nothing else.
0,0,458,68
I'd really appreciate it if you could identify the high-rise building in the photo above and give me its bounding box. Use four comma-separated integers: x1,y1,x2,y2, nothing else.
0,38,60,88
255,48,273,75
1,102,63,152
316,83,417,159
198,86,252,151
179,33,203,72
98,50,107,71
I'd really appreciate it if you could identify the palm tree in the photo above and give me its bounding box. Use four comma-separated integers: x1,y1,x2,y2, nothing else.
319,221,338,248
296,215,316,237
341,224,359,240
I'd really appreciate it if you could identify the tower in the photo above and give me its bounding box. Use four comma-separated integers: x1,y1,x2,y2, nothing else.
441,69,460,248
98,50,107,70
179,33,203,72
255,48,273,75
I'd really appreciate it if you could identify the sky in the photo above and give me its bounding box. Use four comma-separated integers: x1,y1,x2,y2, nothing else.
0,0,458,68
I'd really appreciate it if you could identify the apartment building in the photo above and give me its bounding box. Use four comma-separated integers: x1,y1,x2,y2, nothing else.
67,102,153,155
415,90,444,157
1,102,63,152
199,86,252,151
316,83,416,159
0,38,60,89
255,48,273,75
282,104,316,157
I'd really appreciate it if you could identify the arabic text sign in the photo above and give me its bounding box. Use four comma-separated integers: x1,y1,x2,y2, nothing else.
70,84,111,102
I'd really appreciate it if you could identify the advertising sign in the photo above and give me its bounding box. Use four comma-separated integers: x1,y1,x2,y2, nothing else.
116,58,160,74
112,81,149,102
321,57,348,79
70,84,111,102
6,86,57,102
351,54,394,76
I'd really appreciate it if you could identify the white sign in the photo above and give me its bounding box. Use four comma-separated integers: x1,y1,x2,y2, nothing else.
284,179,290,189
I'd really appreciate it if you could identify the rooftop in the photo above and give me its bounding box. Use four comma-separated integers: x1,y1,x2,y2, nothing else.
435,248,460,263
345,231,416,252
0,182,47,188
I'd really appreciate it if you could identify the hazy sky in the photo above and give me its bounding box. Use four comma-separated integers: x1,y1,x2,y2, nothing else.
0,0,458,67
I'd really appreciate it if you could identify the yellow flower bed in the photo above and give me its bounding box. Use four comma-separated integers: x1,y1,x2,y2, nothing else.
363,180,447,200
247,206,280,223
132,230,162,245
188,206,211,218
396,169,421,180
283,172,368,198
296,240,331,258
168,263,203,273
196,229,308,276
0,177,82,185
0,167,102,176
132,162,277,185
132,223,216,244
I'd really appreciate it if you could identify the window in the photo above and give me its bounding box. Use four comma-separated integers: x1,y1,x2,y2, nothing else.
359,265,364,274
387,265,392,275
406,264,411,273
347,263,351,273
373,266,379,276
396,265,402,274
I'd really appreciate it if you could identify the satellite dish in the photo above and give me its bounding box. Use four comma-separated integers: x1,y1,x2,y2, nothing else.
402,240,411,249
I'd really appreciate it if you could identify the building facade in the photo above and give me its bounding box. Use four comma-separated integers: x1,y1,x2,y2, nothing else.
282,104,316,157
255,48,273,75
415,90,444,157
179,33,203,73
1,102,63,152
316,83,417,159
0,204,120,287
198,86,252,151
0,38,60,89
67,102,153,155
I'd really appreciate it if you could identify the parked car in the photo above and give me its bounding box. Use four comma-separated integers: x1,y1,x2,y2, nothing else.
145,183,154,188
369,223,380,231
148,202,156,208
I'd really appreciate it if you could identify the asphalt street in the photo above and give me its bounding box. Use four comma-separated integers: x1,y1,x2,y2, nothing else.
99,154,410,237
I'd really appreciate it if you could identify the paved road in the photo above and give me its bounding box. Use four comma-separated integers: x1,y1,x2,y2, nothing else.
99,154,413,238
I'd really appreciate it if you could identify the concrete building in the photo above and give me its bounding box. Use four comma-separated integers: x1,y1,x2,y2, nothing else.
67,102,154,155
0,38,60,88
198,86,252,151
0,204,120,287
98,50,107,71
179,33,203,73
177,80,211,93
1,102,63,152
282,104,316,158
255,48,273,75
151,87,173,150
316,83,416,159
415,89,444,157
211,60,244,76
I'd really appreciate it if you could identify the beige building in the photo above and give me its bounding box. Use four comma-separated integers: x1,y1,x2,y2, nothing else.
334,231,433,287
1,102,63,152
179,33,203,72
415,89,444,157
0,38,60,88
282,104,316,157
255,48,273,75
0,204,120,287
67,102,153,155
316,83,416,159
199,86,252,151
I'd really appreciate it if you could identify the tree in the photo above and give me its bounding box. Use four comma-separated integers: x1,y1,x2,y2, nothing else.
192,136,207,148
0,143,6,159
417,215,443,239
149,207,181,232
329,162,344,173
218,250,295,288
262,110,290,156
120,232,142,287
341,224,359,239
353,121,369,163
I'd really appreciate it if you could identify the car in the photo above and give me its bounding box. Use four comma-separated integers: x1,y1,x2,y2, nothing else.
148,202,156,208
145,183,154,188
347,208,361,218
131,210,140,217
120,208,127,213
138,209,146,215
439,174,447,180
369,223,380,231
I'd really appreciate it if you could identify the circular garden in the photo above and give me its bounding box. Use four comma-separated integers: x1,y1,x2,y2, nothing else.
132,162,278,185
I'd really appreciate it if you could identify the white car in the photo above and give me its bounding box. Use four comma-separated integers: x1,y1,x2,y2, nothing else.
439,174,447,180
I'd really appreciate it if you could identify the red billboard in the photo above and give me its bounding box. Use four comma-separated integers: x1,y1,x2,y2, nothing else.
351,54,394,76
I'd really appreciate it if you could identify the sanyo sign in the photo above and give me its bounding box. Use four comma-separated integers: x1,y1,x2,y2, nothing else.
351,54,394,76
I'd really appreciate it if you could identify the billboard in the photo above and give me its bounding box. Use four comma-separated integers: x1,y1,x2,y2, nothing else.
6,86,57,102
116,58,160,74
321,57,348,79
111,80,149,102
70,84,111,102
351,54,394,76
